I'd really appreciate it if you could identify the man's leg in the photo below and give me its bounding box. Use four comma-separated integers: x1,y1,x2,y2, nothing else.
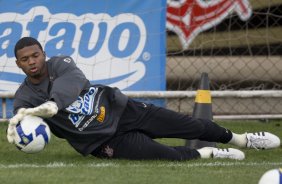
139,107,280,150
118,100,232,143
92,131,245,160
118,99,280,150
92,131,200,160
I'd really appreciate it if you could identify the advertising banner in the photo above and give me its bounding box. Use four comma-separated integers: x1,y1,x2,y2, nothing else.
0,0,166,91
0,0,166,118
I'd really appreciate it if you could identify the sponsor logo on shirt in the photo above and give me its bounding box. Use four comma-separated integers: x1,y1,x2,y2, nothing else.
63,57,71,63
66,87,98,127
78,89,104,131
97,106,106,123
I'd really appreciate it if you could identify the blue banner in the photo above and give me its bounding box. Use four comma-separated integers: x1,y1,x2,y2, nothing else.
0,0,166,118
0,0,166,91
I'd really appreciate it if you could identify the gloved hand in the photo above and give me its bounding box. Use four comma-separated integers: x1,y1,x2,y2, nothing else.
6,101,58,144
7,108,26,144
24,101,58,118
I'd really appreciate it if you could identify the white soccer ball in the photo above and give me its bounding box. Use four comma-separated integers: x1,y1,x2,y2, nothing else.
14,115,51,153
258,168,282,184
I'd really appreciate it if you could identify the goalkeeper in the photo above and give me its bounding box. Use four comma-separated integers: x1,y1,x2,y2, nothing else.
7,37,281,161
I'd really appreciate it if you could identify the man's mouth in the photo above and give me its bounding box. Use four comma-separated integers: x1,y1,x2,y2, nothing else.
30,67,38,73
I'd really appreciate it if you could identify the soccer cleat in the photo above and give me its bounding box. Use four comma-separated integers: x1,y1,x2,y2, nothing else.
246,132,281,149
212,148,245,160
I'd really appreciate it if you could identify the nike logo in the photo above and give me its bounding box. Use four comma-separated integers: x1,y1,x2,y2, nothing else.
142,102,147,108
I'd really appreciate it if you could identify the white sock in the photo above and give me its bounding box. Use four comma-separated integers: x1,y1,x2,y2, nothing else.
228,133,247,147
197,147,213,159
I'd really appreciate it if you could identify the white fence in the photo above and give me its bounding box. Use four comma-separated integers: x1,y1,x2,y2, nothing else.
2,90,282,122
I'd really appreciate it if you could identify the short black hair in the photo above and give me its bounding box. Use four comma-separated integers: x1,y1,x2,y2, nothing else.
14,37,43,59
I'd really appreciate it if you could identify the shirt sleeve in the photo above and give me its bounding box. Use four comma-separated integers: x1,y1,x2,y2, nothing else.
13,83,36,115
49,56,90,110
13,98,30,114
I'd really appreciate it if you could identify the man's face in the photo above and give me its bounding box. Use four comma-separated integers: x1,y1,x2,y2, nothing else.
16,45,47,80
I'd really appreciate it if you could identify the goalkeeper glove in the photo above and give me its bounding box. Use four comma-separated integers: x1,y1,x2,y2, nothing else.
24,101,58,118
7,108,26,144
7,101,58,144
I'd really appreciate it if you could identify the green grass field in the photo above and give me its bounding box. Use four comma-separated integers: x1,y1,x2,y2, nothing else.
1,120,282,184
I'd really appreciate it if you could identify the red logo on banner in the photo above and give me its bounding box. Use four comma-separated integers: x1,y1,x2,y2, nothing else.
167,0,252,49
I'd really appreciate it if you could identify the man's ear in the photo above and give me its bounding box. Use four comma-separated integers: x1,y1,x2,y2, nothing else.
15,59,21,68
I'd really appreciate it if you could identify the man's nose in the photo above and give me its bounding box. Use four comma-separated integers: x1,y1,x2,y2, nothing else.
28,58,36,65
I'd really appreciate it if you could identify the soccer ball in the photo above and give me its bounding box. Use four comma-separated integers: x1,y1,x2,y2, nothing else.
258,168,282,184
14,115,51,153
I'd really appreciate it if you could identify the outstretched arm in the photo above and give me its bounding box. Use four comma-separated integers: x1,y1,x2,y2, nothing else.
48,56,90,110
